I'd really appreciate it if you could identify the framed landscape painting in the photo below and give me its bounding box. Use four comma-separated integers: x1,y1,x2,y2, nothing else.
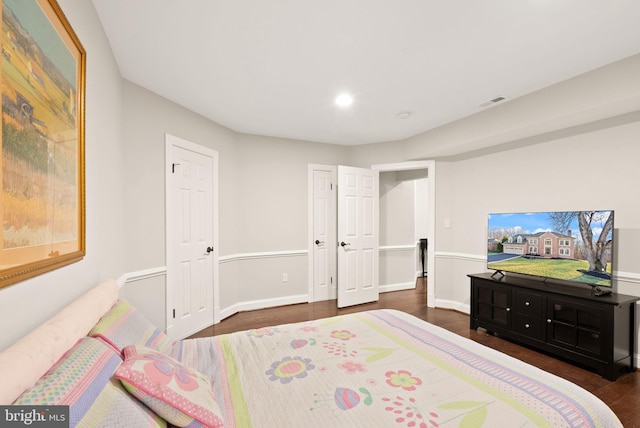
0,0,85,288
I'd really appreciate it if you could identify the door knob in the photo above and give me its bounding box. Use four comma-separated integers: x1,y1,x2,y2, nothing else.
340,241,351,247
206,246,214,253
315,240,325,245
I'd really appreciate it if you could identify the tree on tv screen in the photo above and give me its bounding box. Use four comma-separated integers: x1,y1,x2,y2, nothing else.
549,211,613,274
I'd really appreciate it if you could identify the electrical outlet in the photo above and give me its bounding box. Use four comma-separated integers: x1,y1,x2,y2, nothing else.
282,273,288,282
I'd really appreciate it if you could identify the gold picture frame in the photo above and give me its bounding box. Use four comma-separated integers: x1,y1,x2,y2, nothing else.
0,0,85,288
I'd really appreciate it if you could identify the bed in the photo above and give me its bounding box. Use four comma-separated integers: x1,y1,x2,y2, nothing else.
0,280,623,427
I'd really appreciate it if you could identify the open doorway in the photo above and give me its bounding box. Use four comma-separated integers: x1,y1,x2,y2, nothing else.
379,168,428,293
373,161,435,307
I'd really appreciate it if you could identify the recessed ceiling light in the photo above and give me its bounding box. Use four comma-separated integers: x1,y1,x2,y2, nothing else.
335,93,353,107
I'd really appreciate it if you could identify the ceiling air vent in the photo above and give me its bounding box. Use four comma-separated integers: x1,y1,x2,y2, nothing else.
480,96,507,108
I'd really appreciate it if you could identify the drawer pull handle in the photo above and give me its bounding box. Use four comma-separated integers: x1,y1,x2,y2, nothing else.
547,319,552,324
525,301,530,306
525,324,530,328
506,308,511,312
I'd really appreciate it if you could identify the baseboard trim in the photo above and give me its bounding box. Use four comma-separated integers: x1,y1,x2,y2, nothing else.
220,294,309,321
435,298,470,315
380,282,415,293
219,283,417,322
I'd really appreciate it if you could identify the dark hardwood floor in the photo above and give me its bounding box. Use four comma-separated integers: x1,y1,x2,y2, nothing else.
190,278,640,427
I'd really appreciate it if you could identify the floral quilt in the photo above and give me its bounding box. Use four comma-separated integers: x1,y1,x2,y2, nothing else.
174,309,621,428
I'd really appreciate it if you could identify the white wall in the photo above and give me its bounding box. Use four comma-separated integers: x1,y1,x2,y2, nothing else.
119,98,349,320
438,121,640,307
348,55,640,315
229,134,347,305
234,134,348,253
380,172,416,245
120,80,238,321
402,54,640,161
121,81,239,266
1,1,639,357
0,0,126,350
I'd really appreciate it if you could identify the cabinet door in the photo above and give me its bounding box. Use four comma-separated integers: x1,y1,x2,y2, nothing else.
474,281,511,329
546,298,608,359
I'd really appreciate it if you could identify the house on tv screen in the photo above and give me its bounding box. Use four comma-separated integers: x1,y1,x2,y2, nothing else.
501,231,576,259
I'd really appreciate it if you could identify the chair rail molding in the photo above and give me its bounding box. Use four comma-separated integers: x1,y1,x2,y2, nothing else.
219,249,308,263
118,266,167,288
435,252,486,263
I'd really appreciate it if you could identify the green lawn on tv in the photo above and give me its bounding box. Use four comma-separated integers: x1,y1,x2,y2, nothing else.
488,257,612,286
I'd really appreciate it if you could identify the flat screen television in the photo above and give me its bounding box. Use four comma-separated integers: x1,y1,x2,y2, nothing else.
487,210,614,293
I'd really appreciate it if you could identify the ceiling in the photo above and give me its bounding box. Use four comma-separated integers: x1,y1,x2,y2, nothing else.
91,0,640,146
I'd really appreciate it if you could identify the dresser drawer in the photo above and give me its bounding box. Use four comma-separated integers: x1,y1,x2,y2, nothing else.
513,313,545,341
514,291,543,318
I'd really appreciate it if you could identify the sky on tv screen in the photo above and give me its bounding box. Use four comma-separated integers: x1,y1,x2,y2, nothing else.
488,211,612,243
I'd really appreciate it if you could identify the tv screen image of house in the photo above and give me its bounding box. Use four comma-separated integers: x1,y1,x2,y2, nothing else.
487,210,614,287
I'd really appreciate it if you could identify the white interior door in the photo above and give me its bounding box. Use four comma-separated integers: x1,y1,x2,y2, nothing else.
310,166,337,301
337,165,379,307
166,134,218,339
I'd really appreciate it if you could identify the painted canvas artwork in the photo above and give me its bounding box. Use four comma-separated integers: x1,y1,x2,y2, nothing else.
1,0,85,287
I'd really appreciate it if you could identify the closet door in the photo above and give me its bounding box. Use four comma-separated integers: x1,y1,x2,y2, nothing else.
166,134,218,339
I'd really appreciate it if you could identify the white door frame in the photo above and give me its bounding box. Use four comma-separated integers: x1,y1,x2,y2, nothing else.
165,134,220,337
372,161,436,308
307,164,337,302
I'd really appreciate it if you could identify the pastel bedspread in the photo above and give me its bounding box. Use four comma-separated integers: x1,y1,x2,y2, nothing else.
174,309,621,428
